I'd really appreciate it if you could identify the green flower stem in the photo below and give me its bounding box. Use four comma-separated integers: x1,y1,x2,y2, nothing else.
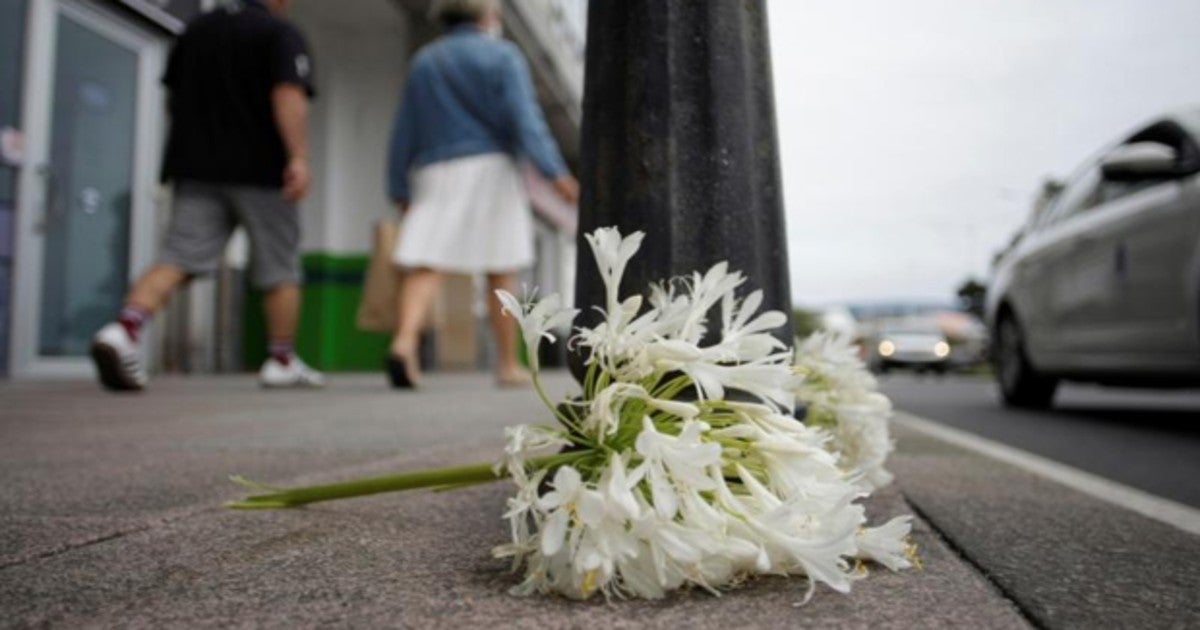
226,451,588,510
531,371,591,445
583,360,599,399
652,374,693,401
226,462,500,509
531,371,567,422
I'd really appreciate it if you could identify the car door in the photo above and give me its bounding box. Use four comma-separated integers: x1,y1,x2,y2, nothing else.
1044,178,1165,367
1098,177,1198,359
1017,164,1103,367
1091,120,1200,366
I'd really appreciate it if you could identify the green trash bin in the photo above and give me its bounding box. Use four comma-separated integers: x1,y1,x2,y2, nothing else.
243,253,391,371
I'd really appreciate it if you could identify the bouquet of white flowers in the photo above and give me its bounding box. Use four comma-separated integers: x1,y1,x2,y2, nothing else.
230,227,915,601
794,331,897,491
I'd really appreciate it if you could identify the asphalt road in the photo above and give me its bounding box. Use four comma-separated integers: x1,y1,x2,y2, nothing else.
878,372,1200,508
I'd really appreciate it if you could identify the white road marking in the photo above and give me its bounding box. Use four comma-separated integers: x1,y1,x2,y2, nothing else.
892,411,1200,537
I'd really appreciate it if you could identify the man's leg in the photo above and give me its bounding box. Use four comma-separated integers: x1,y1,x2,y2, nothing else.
92,182,231,391
486,271,527,384
231,185,322,387
118,263,190,340
263,281,300,364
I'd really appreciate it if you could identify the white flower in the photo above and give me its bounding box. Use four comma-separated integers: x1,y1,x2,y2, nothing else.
794,330,896,490
489,227,915,601
599,453,643,520
495,290,578,372
537,465,605,557
674,262,745,344
498,424,571,479
635,418,721,519
584,227,645,318
832,400,895,490
571,456,643,594
587,382,701,437
494,467,547,568
625,500,707,596
856,516,915,571
795,331,878,398
643,338,704,367
684,355,799,410
717,289,789,362
727,465,863,593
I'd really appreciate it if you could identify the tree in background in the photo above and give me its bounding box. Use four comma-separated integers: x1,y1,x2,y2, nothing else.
956,278,987,318
793,307,822,339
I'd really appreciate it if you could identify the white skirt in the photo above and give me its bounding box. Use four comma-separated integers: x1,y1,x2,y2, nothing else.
393,152,534,273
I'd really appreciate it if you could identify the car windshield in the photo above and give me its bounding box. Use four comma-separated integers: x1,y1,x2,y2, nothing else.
882,320,941,335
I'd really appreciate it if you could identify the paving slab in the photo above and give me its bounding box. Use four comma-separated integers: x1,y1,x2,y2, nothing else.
1,476,1024,629
0,373,1051,627
0,374,567,564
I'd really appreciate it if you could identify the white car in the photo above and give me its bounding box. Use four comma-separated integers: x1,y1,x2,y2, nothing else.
986,110,1200,408
866,318,952,373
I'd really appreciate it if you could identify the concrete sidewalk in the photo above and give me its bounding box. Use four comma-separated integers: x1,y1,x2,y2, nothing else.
0,373,1196,628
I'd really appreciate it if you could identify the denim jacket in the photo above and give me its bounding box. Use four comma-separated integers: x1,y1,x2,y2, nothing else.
386,25,568,202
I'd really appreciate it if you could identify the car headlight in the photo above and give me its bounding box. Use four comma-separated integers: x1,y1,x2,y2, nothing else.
933,341,950,358
878,340,895,357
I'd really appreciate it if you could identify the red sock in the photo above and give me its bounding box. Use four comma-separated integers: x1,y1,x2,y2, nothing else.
268,339,294,366
118,305,151,341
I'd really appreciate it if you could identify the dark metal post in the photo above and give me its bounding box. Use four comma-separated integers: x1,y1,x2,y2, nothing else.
572,0,794,366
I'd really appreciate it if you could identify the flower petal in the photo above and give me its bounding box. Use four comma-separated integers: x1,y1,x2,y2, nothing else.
541,509,570,556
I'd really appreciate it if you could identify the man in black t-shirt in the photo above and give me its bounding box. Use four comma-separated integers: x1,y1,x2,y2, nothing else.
91,0,324,391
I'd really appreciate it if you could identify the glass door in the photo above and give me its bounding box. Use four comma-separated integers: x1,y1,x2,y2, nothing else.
12,0,165,376
39,12,140,357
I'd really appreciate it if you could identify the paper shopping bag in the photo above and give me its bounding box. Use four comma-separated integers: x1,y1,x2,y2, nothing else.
356,219,401,333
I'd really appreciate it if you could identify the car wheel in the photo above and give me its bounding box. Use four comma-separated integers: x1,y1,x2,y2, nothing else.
994,314,1058,409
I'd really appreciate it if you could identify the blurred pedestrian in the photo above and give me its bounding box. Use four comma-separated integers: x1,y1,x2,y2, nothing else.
385,0,579,389
90,0,324,391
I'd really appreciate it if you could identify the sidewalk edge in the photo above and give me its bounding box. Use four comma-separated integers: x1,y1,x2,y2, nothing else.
892,411,1200,537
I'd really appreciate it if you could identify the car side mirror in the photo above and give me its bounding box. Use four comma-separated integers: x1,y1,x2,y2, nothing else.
1100,141,1178,181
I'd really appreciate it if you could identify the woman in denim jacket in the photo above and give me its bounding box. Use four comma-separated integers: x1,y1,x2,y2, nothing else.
385,0,579,388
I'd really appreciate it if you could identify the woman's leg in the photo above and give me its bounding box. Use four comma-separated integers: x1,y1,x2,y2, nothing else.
486,271,527,383
390,267,442,380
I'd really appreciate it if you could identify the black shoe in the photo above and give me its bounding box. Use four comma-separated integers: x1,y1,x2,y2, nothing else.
386,355,416,389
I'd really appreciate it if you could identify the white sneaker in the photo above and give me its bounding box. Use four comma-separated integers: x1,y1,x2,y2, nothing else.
90,322,148,391
259,356,326,389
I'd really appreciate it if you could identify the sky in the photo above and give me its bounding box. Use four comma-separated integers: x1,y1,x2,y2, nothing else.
766,0,1200,306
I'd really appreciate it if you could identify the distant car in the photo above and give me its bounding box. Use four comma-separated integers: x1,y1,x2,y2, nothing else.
866,318,952,373
935,310,990,368
986,109,1200,408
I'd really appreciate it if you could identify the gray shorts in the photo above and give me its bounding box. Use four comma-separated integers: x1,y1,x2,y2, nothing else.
160,181,301,289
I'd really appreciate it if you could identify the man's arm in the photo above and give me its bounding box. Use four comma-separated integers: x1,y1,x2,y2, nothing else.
272,83,310,201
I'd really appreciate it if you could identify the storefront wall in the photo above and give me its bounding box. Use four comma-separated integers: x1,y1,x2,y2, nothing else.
290,1,412,256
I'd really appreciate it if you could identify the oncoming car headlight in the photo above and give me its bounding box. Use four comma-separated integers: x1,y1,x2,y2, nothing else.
878,340,896,357
933,341,950,358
